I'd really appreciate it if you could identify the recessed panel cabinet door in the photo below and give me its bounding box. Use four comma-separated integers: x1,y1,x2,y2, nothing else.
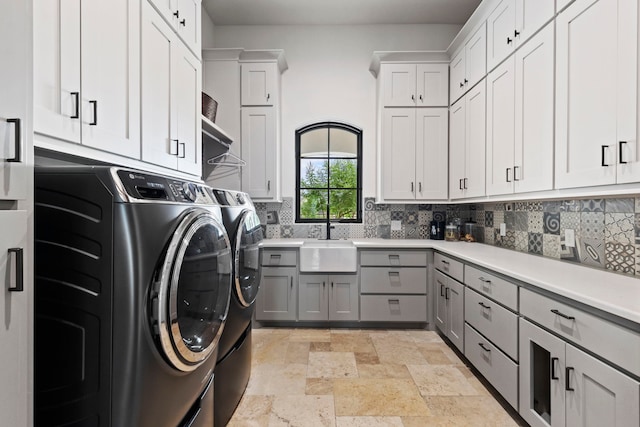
415,108,448,200
256,267,297,321
241,63,277,106
487,0,516,71
298,275,328,321
241,107,276,199
382,108,417,200
464,82,487,198
382,64,417,107
449,100,466,199
416,64,448,107
328,275,358,321
175,46,202,176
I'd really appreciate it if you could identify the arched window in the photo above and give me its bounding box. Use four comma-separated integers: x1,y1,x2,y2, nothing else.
295,122,362,223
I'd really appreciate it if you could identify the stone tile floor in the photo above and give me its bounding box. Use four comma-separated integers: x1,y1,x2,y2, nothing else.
228,328,526,427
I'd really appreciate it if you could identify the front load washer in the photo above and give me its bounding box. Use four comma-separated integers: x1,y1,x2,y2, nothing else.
210,189,264,426
34,166,233,427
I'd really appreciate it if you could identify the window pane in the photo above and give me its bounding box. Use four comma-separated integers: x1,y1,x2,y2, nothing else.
300,189,328,219
300,159,328,188
329,189,357,220
329,128,357,158
329,159,357,189
300,128,328,158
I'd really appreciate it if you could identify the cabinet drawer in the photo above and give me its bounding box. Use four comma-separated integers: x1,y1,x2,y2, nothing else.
360,250,427,267
262,249,297,267
520,288,640,377
360,295,427,322
360,267,427,294
464,265,518,310
434,252,464,282
465,288,518,360
464,324,518,410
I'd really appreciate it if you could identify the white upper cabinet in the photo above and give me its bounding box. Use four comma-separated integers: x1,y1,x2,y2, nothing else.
34,0,141,159
148,0,201,57
555,0,638,188
381,63,448,107
241,62,278,106
450,23,487,104
241,107,277,199
486,24,554,196
486,0,555,71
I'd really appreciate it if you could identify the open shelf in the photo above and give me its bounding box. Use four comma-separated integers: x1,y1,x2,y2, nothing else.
202,115,233,148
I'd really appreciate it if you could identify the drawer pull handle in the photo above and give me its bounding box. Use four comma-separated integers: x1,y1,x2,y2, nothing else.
7,248,24,292
441,260,449,265
478,277,491,284
270,254,281,259
478,342,491,353
388,271,400,277
445,287,450,300
566,367,575,391
551,309,575,321
290,277,293,289
388,254,400,260
388,299,400,305
551,357,559,380
478,302,491,310
323,281,325,288
440,284,445,297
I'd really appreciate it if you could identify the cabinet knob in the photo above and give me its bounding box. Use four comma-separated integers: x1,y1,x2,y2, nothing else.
419,94,423,102
464,78,468,84
514,29,520,38
411,94,415,101
459,82,465,88
173,10,179,18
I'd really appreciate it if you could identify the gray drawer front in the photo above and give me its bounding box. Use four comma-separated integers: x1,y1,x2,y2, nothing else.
360,295,427,322
262,249,297,266
520,288,640,377
360,267,427,294
434,252,464,282
464,324,518,410
464,265,518,311
360,250,427,267
465,288,518,361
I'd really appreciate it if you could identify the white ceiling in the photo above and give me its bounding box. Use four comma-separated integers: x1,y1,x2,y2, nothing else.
203,0,483,26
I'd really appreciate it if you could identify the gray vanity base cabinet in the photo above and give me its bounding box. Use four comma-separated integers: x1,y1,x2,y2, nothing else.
256,266,297,321
299,274,358,322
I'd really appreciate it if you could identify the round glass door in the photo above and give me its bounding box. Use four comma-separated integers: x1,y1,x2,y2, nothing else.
234,210,264,307
154,209,232,372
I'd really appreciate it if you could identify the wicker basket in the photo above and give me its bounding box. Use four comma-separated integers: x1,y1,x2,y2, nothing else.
202,92,218,123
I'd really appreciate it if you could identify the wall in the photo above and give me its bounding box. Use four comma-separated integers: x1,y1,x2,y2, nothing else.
201,5,215,48
209,24,461,197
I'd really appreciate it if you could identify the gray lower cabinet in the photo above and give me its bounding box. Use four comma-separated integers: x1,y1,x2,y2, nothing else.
299,274,358,321
434,269,465,352
256,249,298,321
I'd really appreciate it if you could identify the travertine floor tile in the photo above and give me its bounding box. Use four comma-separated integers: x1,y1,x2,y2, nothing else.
252,333,289,365
285,342,310,364
407,365,479,396
311,342,332,352
330,333,376,353
370,335,428,365
335,416,403,427
227,395,273,427
424,395,518,424
306,378,334,395
356,363,411,379
269,395,335,427
245,363,307,396
354,352,379,364
333,378,430,417
289,328,331,342
308,352,358,379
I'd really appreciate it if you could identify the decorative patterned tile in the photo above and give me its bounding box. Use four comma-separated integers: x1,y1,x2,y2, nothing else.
605,213,634,245
377,225,391,239
514,212,529,232
493,229,504,247
280,225,293,238
281,197,293,210
580,199,605,212
391,211,405,222
475,211,485,227
515,230,528,252
405,226,419,239
308,225,323,239
527,201,543,212
391,229,405,239
433,211,446,222
484,227,495,245
292,225,309,238
559,236,580,263
375,203,388,211
418,204,433,211
266,210,279,224
266,224,280,239
406,204,419,212
390,204,405,212
494,203,506,211
418,225,430,239
364,225,377,238
418,211,433,225
254,202,267,211
581,212,605,239
579,238,605,268
528,212,544,234
332,224,350,240
364,198,376,211
515,202,528,211
504,211,515,230
605,198,634,213
635,214,640,244
279,209,294,225
605,242,635,275
560,212,580,234
635,244,640,277
406,211,419,225
364,211,376,225
542,201,561,213
493,211,504,228
636,197,640,213
503,230,516,249
560,200,580,212
528,232,543,255
257,209,268,225
349,224,365,239
543,212,561,235
543,234,561,259
376,211,391,224
484,211,494,228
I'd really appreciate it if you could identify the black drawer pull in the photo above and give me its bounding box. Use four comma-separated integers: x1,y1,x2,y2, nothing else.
601,145,609,167
566,367,575,391
478,302,491,310
551,309,575,321
7,248,24,292
445,287,450,300
478,276,491,284
388,299,400,305
441,260,449,265
5,118,21,162
440,284,445,297
478,342,491,352
551,357,559,380
619,141,628,164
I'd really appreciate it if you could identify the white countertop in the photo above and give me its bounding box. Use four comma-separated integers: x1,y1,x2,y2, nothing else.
261,238,640,325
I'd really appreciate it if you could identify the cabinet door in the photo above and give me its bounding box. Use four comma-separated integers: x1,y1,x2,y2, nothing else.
416,64,448,107
464,81,487,198
519,319,566,427
415,108,448,200
0,211,28,427
556,0,637,188
382,108,417,200
487,0,516,71
256,267,297,321
465,22,488,88
514,24,554,193
241,63,277,106
382,64,417,107
176,0,201,57
486,57,516,196
141,4,178,170
515,0,555,46
241,107,277,200
434,271,448,333
446,278,465,353
329,275,359,321
566,344,640,427
299,275,328,321
81,0,140,158
449,99,466,199
33,0,81,144
175,45,202,176
449,48,466,104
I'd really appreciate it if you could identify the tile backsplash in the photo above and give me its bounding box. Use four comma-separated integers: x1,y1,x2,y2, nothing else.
255,196,640,277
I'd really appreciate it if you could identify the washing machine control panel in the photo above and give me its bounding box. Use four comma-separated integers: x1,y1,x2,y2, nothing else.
116,170,215,204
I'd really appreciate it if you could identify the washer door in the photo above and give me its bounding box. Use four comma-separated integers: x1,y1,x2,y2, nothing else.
233,210,264,307
154,209,232,372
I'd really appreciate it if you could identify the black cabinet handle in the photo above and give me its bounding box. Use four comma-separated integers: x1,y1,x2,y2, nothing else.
459,178,463,190
460,82,465,88
464,178,468,189
89,100,97,125
267,180,271,192
551,357,559,380
388,299,400,305
290,277,293,288
178,142,186,158
173,10,179,18
411,94,415,101
441,260,449,265
5,118,21,163
464,78,468,84
513,166,520,181
601,145,609,166
478,276,491,284
506,167,511,182
323,281,325,288
514,29,520,37
267,93,271,101
440,283,445,297
7,248,24,292
419,94,423,102
418,182,422,192
478,301,491,310
180,18,186,26
445,287,450,300
507,36,513,44
566,367,575,391
411,182,414,192
619,141,628,164
331,282,334,288
551,309,575,321
70,91,80,119
478,342,491,352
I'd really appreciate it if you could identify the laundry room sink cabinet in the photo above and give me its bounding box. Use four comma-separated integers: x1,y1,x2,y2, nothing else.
256,249,298,321
298,274,359,321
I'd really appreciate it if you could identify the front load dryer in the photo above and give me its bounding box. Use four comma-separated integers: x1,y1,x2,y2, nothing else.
34,166,233,427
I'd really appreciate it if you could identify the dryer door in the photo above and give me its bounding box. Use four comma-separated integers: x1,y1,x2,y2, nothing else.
233,210,264,307
154,209,232,372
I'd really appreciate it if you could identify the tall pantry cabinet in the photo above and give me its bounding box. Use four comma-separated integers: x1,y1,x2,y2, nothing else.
0,0,33,426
